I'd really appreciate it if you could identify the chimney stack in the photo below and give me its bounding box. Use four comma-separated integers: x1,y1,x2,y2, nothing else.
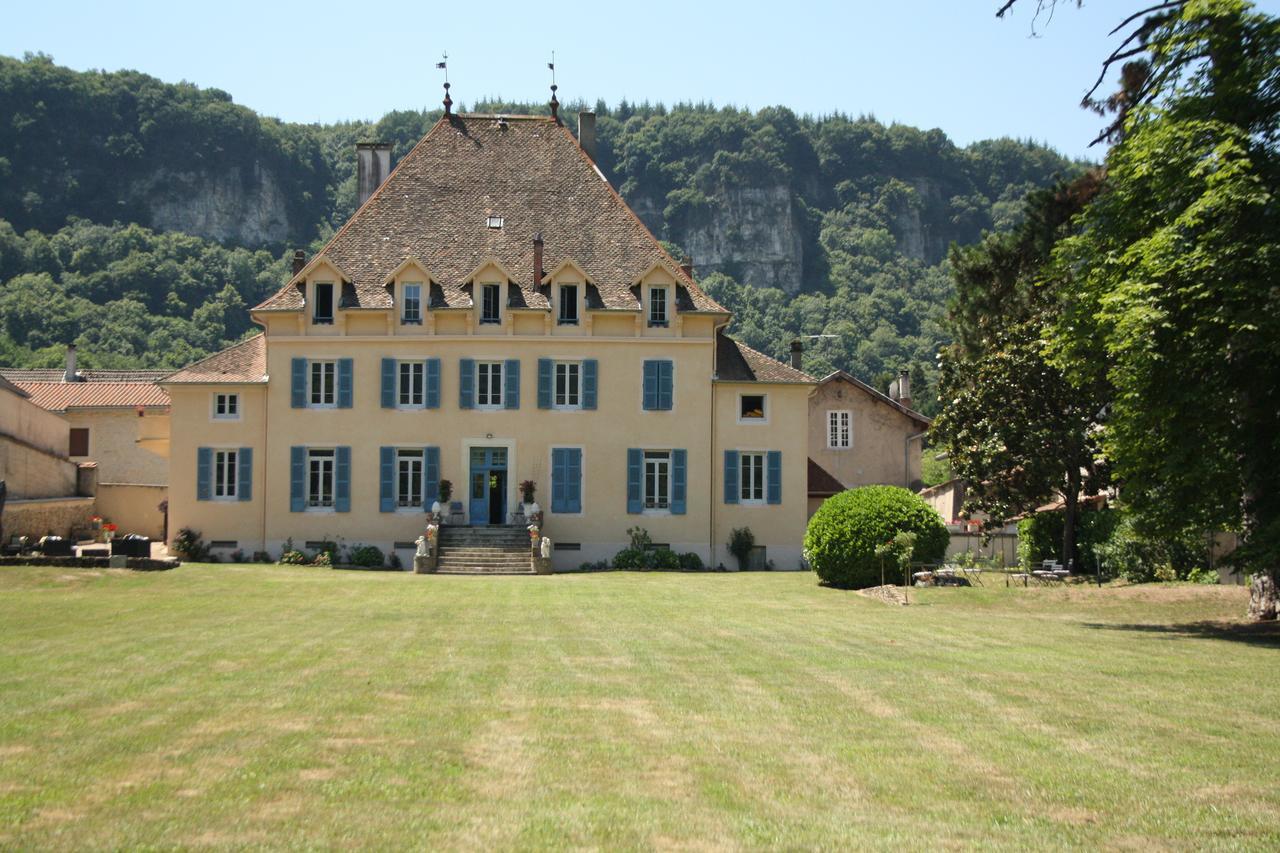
680,256,694,279
532,233,544,286
356,142,392,206
577,111,597,162
64,344,78,383
790,340,803,371
291,250,307,276
896,369,912,409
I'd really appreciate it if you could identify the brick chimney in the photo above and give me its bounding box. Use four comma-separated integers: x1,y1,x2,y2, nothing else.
64,344,78,382
533,233,544,286
790,340,803,371
356,142,392,206
291,250,307,276
577,111,597,162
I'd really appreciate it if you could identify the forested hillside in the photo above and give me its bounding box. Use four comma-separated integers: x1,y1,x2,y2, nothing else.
0,54,1085,410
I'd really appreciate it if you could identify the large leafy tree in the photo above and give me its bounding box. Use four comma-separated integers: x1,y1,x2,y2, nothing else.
1039,0,1280,617
932,179,1108,567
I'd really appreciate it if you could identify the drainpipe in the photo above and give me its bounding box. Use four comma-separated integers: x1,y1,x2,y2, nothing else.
710,316,732,568
905,430,928,490
253,316,270,555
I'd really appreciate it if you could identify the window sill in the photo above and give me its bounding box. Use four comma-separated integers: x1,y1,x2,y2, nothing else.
641,507,672,516
312,318,335,325
401,318,423,325
479,319,502,326
647,322,669,328
211,416,242,422
737,418,768,426
557,319,580,326
394,404,427,411
552,404,583,412
305,507,337,513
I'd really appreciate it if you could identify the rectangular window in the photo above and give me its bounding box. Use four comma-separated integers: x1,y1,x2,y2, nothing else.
313,282,334,324
307,449,335,508
649,287,667,326
558,284,579,325
69,428,90,457
397,449,424,508
213,393,239,420
477,361,503,407
740,452,765,503
398,361,424,407
555,362,581,408
481,283,501,324
214,449,239,499
828,410,852,449
310,361,336,406
402,283,422,323
739,394,766,421
644,450,671,510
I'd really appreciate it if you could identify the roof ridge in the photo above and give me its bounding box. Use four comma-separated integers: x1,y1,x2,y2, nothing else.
159,333,265,383
727,334,816,382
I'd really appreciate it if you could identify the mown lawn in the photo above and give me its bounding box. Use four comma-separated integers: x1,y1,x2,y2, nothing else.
0,565,1277,849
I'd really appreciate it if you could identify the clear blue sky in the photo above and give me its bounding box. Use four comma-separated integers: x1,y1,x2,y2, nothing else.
4,0,1278,160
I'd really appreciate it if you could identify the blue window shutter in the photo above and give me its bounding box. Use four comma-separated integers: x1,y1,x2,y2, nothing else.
583,359,598,410
642,361,658,410
627,448,643,514
672,449,687,515
337,358,354,408
425,359,441,409
537,358,552,409
290,446,305,512
504,359,520,410
767,451,782,505
196,447,212,501
567,448,582,513
291,358,306,408
459,358,475,409
381,358,396,408
379,447,395,512
551,448,567,513
424,446,440,507
335,447,351,512
724,450,740,505
238,447,253,502
659,361,673,410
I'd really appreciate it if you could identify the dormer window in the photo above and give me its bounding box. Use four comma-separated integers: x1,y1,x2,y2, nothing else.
313,282,335,324
486,216,504,229
402,282,422,323
480,283,501,324
648,286,668,327
559,284,579,325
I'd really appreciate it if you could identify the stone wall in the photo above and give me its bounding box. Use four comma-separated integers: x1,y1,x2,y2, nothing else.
66,410,169,485
3,496,95,540
0,436,79,499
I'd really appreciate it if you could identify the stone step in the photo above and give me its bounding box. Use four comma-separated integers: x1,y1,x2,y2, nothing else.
437,555,531,563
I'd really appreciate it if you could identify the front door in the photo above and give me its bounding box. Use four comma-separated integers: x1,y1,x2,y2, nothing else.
468,447,508,526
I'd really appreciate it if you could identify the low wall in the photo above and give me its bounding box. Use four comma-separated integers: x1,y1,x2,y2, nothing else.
0,435,79,499
3,496,95,540
96,484,167,540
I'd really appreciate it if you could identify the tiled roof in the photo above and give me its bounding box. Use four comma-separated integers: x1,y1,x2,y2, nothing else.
161,334,267,384
12,381,169,412
715,332,816,384
818,370,932,426
808,458,846,496
0,368,168,382
255,115,727,315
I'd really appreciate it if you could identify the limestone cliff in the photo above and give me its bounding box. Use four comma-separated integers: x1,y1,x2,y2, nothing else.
133,163,293,247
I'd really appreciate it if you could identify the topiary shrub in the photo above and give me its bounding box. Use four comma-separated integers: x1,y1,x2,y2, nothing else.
649,547,680,570
678,551,704,571
349,544,385,568
612,548,645,569
804,485,949,589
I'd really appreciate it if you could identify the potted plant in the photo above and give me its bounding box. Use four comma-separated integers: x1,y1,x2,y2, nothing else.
519,480,538,516
102,522,118,543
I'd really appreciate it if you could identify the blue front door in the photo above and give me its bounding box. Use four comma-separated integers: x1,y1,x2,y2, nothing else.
469,447,508,525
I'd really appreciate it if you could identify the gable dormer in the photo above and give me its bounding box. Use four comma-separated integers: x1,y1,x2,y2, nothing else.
384,257,437,332
544,259,591,335
638,263,679,337
464,259,517,333
297,258,353,336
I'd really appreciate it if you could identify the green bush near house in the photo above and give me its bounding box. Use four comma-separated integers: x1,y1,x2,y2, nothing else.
805,485,949,589
348,545,385,568
1017,508,1119,573
1092,514,1212,583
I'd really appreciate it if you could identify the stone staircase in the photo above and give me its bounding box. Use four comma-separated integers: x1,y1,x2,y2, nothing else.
435,525,534,574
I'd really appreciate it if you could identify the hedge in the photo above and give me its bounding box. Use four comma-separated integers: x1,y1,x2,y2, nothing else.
804,485,948,589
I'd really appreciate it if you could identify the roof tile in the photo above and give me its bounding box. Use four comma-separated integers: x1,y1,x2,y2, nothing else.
161,334,267,384
716,332,815,384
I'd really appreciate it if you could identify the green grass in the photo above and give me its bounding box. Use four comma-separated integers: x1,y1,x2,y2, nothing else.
1,565,1277,849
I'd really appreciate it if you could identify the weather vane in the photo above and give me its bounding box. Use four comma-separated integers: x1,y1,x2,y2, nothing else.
548,51,559,121
436,51,453,115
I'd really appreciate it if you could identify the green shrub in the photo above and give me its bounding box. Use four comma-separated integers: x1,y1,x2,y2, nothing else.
278,538,307,565
312,551,332,568
804,485,949,589
1017,508,1119,572
171,527,209,562
612,548,645,569
349,544,385,568
627,527,652,551
388,552,403,570
728,527,755,571
1093,515,1210,583
650,548,680,570
578,559,610,572
678,551,704,571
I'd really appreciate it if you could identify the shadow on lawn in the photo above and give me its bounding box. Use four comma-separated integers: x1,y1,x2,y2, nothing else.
1083,620,1280,648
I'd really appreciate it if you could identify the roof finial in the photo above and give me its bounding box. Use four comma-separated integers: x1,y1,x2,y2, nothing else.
548,52,559,122
436,52,453,116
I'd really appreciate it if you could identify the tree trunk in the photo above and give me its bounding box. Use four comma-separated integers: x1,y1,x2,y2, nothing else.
1061,469,1080,571
1248,571,1277,621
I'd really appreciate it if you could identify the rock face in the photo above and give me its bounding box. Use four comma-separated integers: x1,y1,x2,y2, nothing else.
135,162,292,246
633,185,806,293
